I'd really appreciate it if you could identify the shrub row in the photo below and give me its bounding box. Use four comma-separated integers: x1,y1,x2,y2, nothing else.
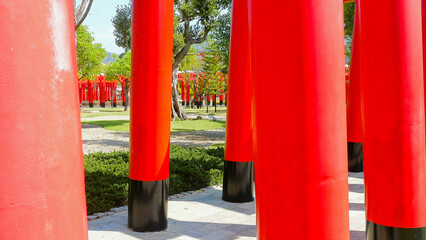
84,145,224,215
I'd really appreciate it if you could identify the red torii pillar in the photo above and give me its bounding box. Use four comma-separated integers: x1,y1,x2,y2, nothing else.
180,79,186,106
128,0,173,232
362,1,426,238
223,0,254,203
78,82,82,104
250,0,349,239
88,81,94,108
186,81,190,106
99,76,106,107
346,0,363,172
112,82,117,107
0,1,88,239
121,76,127,107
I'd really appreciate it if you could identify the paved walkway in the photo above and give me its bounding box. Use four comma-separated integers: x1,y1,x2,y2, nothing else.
88,172,366,240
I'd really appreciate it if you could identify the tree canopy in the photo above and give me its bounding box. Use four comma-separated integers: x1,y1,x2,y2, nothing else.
111,1,132,52
344,3,356,64
76,25,107,79
105,52,132,111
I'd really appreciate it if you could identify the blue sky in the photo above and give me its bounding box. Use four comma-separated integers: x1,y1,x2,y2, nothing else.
83,0,129,54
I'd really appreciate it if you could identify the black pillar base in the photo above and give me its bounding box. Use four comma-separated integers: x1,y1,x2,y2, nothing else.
222,160,255,203
128,179,168,232
186,102,190,107
182,101,185,106
89,103,94,108
213,101,217,107
207,101,211,106
348,142,363,172
366,220,426,240
100,102,106,107
123,102,126,106
220,100,223,105
225,102,227,106
113,103,117,107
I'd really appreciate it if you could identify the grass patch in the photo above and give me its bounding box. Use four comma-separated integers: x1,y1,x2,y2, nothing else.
84,146,224,215
209,143,225,149
81,119,226,132
80,108,130,118
183,106,227,117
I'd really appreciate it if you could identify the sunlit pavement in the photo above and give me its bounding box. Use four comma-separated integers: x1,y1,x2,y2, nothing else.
89,172,365,240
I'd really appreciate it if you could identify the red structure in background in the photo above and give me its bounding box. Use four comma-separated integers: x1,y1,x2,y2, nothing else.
346,0,363,172
128,0,174,232
78,76,125,108
361,0,426,238
250,0,349,239
180,79,186,105
0,1,88,239
223,0,254,203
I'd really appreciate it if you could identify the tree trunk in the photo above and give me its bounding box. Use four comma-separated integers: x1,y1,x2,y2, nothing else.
171,68,187,120
74,0,94,30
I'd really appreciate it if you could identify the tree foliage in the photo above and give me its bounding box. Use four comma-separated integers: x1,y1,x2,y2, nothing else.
76,25,107,79
198,44,228,112
210,7,231,73
111,1,132,52
105,52,132,111
344,3,356,65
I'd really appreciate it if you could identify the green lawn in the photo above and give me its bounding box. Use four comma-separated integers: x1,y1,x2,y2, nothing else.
81,119,226,132
80,106,226,118
209,143,225,149
183,106,227,117
80,108,130,118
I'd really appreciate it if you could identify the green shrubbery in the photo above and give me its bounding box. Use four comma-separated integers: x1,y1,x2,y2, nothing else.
84,145,224,215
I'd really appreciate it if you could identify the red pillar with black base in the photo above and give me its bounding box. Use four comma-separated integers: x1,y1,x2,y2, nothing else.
99,76,106,107
128,0,174,232
361,0,426,239
223,0,254,203
250,0,349,239
0,1,88,239
186,81,190,106
121,77,127,106
112,82,117,107
346,0,363,172
88,81,94,108
180,80,185,106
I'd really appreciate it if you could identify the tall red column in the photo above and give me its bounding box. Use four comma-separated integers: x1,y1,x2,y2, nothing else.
0,1,88,239
78,82,82,104
180,80,185,106
186,81,190,106
223,0,254,203
99,77,106,107
250,0,349,239
346,0,363,172
88,81,94,108
128,0,173,232
361,1,426,238
121,77,127,106
112,82,117,107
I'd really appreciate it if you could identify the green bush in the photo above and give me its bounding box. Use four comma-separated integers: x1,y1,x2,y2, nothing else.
84,146,224,215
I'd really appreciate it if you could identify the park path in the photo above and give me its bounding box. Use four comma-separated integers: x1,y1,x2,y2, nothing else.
81,124,225,155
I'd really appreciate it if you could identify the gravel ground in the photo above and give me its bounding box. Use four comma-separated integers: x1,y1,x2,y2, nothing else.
81,124,225,155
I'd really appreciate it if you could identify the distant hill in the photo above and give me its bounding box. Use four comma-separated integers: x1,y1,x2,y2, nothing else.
103,52,117,64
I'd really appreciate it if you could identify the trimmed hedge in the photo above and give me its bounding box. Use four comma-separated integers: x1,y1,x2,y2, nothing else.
84,145,224,215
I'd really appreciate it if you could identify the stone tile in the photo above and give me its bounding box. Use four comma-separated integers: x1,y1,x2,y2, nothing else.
89,175,368,240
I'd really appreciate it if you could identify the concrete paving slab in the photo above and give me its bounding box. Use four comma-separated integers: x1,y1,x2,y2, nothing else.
89,172,366,239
